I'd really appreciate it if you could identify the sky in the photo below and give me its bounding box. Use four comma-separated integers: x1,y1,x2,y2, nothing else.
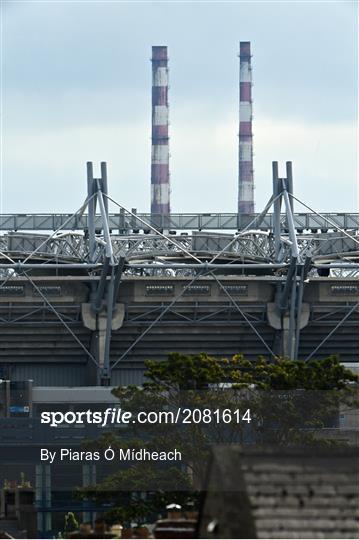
1,0,358,215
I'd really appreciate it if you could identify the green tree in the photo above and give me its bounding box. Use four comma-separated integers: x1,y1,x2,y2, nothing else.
79,353,358,523
64,512,79,537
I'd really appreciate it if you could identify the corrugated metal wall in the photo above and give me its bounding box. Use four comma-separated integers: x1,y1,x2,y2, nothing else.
111,368,145,386
10,364,87,386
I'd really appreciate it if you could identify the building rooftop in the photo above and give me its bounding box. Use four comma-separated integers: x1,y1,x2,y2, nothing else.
199,446,359,539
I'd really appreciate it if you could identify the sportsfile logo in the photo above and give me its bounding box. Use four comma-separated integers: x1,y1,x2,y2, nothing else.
41,408,132,427
41,407,252,427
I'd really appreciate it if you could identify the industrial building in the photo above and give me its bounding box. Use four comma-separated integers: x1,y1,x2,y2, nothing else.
0,42,358,536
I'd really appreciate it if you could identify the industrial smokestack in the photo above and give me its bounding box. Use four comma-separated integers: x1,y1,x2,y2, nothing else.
151,46,170,216
238,41,254,214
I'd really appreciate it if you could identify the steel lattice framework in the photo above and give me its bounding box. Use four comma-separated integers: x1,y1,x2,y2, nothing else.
1,161,359,385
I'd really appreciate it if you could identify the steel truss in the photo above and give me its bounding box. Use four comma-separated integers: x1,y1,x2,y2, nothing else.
2,212,359,233
1,161,359,385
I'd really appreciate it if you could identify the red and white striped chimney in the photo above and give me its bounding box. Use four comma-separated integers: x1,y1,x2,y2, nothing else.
238,41,254,214
151,46,170,216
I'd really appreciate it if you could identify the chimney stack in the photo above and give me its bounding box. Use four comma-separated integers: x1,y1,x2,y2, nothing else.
151,46,170,216
238,41,254,214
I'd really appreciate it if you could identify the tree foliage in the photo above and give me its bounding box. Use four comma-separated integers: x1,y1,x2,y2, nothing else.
79,353,358,523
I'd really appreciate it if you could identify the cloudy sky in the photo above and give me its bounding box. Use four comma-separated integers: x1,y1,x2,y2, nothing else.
2,0,358,215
